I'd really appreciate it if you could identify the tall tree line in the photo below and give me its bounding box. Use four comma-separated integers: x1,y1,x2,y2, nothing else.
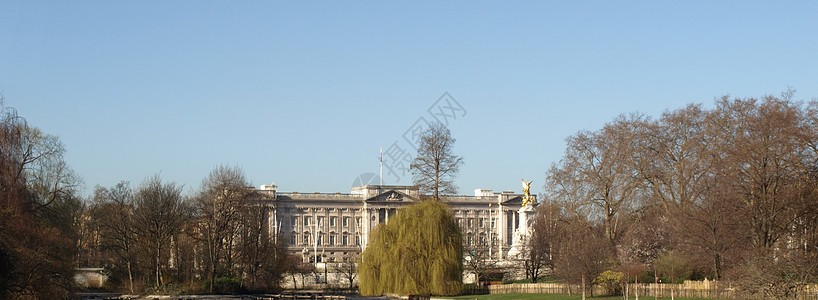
0,98,83,299
535,92,818,298
85,165,293,294
0,97,307,296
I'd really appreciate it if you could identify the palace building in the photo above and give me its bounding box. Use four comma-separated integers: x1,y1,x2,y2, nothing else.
250,184,533,263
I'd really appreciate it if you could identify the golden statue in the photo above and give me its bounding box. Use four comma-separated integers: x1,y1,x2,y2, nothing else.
521,179,533,207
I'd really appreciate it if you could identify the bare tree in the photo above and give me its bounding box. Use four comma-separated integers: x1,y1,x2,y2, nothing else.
235,194,291,291
636,104,714,217
712,96,816,250
542,91,818,290
553,217,616,297
193,165,251,292
464,244,498,285
677,176,745,280
0,99,81,298
410,122,463,200
290,259,315,289
521,200,565,283
729,248,818,300
546,114,646,244
90,181,138,293
133,175,185,289
332,253,359,290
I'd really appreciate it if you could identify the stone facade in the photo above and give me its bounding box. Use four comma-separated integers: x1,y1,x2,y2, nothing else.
249,184,533,263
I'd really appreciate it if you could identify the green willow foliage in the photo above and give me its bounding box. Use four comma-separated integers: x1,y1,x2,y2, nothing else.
358,200,463,296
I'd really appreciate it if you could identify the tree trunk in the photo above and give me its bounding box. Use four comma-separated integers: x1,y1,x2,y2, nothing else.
156,240,162,287
127,260,134,294
582,275,587,300
209,206,218,293
210,259,216,293
434,160,440,200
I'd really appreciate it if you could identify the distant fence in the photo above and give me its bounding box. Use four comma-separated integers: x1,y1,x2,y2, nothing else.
256,295,347,300
629,282,818,300
488,283,605,296
487,282,818,299
462,285,489,295
629,282,731,299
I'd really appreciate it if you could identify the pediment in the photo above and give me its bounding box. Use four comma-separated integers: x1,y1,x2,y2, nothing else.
365,190,417,203
501,195,524,205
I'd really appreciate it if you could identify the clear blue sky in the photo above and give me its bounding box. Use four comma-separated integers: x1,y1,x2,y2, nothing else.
2,1,817,197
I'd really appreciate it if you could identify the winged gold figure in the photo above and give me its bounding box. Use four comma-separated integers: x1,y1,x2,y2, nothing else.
521,179,532,197
521,179,533,207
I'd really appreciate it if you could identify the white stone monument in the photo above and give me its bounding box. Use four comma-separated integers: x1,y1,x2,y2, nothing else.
507,179,536,258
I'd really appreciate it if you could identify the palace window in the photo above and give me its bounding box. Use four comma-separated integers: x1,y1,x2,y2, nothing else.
291,217,298,227
343,217,350,227
330,217,337,227
343,235,349,246
304,217,311,226
329,234,336,245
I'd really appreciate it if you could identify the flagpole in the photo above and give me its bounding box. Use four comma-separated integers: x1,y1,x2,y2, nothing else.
380,147,383,186
314,217,318,264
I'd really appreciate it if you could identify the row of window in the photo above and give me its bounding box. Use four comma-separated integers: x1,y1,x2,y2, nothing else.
296,208,361,213
291,217,506,232
292,216,363,228
465,234,490,246
456,217,497,229
291,233,362,247
292,232,500,247
452,209,501,214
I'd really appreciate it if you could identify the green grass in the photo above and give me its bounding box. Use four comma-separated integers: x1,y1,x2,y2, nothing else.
436,294,711,300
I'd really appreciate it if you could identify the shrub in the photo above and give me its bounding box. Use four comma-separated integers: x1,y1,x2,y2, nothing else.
594,270,624,295
205,277,245,294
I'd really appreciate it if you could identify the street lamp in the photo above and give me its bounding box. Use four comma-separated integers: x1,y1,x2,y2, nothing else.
322,254,328,284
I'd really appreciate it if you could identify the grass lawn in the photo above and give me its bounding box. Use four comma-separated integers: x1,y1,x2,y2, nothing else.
436,294,710,300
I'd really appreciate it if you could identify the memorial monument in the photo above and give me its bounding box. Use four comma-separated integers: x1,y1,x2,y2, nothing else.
507,179,536,258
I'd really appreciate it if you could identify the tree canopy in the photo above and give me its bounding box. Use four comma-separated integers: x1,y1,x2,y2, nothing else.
410,123,463,200
542,91,818,298
358,200,463,296
0,98,81,299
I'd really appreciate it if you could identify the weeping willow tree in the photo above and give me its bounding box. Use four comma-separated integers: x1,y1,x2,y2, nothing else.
358,200,463,296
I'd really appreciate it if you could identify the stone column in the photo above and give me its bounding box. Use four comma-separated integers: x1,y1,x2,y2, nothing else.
498,203,504,259
362,203,369,251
